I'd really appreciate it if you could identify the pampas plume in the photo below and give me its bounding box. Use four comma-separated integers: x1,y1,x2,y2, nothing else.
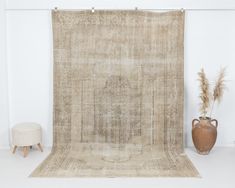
198,68,210,118
209,68,226,118
213,68,226,103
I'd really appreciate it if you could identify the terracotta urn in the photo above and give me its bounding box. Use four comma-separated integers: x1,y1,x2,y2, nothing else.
192,117,218,155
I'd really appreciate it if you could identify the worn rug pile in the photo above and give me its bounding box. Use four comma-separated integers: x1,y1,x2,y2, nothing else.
31,10,199,177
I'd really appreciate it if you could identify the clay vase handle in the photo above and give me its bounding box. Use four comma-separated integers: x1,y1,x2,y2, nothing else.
192,119,200,129
210,119,218,128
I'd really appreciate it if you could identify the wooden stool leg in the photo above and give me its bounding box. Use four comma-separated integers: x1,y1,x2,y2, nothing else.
23,146,29,158
37,143,43,152
12,146,17,154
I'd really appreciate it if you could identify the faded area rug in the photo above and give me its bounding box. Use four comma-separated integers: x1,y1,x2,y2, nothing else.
31,10,199,177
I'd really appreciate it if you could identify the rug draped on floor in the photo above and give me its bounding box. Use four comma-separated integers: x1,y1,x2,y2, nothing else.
31,10,199,177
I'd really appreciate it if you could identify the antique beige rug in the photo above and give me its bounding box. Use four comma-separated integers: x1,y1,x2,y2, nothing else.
31,10,199,177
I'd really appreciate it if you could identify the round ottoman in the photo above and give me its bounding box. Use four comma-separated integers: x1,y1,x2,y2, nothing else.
12,122,43,157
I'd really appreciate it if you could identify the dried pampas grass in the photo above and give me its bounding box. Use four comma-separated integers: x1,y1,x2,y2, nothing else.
197,67,227,119
213,68,226,103
198,68,210,118
209,68,226,117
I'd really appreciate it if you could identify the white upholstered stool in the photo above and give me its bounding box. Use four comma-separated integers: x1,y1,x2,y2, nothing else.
12,122,43,157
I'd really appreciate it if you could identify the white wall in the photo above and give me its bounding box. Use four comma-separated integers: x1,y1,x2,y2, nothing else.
1,0,235,148
0,0,9,148
184,11,235,146
6,10,53,147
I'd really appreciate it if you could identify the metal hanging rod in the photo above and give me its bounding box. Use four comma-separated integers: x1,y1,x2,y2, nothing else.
4,7,235,11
